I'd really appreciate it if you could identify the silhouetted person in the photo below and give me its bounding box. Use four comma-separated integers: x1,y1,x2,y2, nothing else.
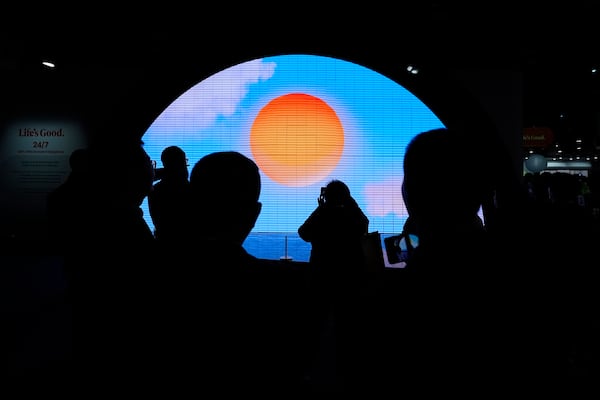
40,147,91,377
47,148,90,234
163,151,309,392
68,139,158,387
401,128,489,267
369,127,521,389
46,147,91,282
298,179,369,391
147,145,191,246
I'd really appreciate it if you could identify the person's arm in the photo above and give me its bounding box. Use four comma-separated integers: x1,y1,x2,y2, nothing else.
298,203,324,242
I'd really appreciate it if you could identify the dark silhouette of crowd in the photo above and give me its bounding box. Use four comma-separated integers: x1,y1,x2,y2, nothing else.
522,170,600,377
24,127,600,392
18,139,159,390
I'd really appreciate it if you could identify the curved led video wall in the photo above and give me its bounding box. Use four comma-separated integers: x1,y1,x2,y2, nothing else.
141,54,446,263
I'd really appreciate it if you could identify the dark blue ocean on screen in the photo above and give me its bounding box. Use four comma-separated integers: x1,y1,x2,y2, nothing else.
243,232,394,265
243,232,311,262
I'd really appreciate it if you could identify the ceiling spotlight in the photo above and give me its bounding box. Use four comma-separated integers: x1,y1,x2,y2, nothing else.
406,65,419,74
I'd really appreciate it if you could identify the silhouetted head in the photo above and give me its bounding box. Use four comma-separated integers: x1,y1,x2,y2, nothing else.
189,151,262,244
161,146,187,169
89,140,154,208
160,145,188,180
402,127,487,234
323,179,351,206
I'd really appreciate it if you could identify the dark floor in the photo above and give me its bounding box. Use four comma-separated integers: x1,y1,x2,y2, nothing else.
2,255,598,390
2,256,72,374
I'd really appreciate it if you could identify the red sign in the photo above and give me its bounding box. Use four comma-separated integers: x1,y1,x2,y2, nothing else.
523,126,554,148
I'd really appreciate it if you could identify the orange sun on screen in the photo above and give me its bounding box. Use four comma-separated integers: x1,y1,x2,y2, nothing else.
250,93,344,187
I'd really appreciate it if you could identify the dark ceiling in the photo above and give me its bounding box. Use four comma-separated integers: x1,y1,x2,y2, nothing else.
4,3,598,69
2,2,600,153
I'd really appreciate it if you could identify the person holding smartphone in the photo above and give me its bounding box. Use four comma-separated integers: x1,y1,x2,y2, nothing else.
374,127,523,388
298,179,369,391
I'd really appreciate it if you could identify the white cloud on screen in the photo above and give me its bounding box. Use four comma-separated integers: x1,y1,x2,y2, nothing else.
364,178,407,217
151,59,276,135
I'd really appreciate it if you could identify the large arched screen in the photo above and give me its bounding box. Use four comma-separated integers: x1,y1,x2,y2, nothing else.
141,54,445,263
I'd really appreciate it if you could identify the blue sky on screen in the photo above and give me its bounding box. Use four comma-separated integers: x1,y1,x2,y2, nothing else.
141,54,445,235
